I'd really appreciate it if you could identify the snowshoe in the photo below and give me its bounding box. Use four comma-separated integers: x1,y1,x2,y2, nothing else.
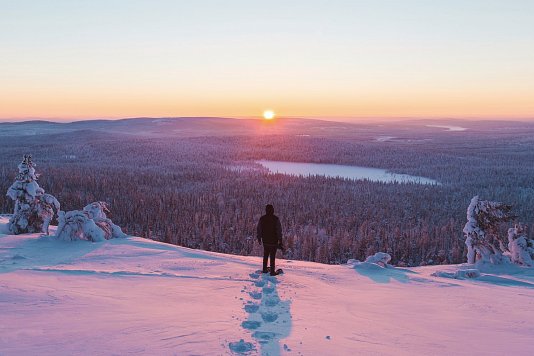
270,268,283,276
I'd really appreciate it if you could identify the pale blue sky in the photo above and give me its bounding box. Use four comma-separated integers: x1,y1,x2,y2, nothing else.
1,0,533,120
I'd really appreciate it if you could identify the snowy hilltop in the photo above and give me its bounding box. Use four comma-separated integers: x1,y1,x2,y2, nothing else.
1,217,534,355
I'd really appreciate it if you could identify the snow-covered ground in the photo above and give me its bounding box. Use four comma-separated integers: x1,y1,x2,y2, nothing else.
1,217,533,355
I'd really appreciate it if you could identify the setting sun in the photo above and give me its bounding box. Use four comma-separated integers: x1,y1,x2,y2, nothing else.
263,110,275,120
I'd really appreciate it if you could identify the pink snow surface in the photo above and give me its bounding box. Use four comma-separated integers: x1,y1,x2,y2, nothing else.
1,217,533,355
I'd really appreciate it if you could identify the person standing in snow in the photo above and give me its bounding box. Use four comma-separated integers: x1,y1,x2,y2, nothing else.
257,204,283,275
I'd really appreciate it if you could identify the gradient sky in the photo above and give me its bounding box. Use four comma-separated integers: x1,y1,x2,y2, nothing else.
1,0,534,121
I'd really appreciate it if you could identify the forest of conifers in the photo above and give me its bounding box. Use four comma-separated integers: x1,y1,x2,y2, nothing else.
1,119,533,266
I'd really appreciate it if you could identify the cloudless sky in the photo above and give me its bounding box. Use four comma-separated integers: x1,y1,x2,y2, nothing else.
1,0,533,121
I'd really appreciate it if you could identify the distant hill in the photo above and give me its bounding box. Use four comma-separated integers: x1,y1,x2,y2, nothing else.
2,116,534,139
0,117,373,138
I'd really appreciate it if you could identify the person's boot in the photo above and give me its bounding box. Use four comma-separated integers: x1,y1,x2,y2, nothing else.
262,268,269,273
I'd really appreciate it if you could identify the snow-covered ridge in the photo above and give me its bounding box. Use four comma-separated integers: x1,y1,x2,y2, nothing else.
1,217,533,355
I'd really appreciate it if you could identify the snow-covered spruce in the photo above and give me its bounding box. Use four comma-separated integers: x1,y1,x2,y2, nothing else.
463,196,515,265
55,202,126,242
507,223,534,267
6,154,60,235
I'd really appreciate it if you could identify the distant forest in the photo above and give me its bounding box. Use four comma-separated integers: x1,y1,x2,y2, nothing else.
1,122,533,266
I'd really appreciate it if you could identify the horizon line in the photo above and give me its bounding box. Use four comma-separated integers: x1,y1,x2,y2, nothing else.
2,115,534,124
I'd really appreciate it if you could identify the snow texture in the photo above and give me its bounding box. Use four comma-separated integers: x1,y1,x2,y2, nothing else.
1,217,534,355
432,268,481,279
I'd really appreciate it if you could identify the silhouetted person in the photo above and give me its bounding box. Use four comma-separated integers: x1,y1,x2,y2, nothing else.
257,204,283,275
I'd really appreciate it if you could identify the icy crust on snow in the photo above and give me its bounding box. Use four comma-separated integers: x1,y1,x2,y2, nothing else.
2,217,534,355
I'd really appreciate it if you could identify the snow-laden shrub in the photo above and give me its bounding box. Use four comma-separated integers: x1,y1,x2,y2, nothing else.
463,196,514,265
507,224,534,267
348,252,392,268
83,202,126,239
364,252,392,267
6,155,60,235
56,210,106,242
55,202,126,242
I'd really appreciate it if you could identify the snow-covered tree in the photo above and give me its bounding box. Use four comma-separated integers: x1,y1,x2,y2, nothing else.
55,210,106,242
347,251,392,268
463,196,514,265
507,224,534,267
55,201,126,242
6,154,60,235
364,252,392,267
83,201,126,239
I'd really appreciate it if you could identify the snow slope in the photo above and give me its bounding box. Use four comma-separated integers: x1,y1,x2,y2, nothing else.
1,217,534,355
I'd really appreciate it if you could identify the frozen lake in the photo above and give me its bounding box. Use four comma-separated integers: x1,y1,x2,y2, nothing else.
426,125,467,132
256,160,439,185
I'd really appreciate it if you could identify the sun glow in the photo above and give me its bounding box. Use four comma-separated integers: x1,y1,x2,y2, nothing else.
263,110,275,120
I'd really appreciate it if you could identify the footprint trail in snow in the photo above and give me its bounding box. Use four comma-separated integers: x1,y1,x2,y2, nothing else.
230,271,292,355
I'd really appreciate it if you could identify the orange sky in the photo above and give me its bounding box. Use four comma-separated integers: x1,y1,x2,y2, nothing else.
1,1,533,121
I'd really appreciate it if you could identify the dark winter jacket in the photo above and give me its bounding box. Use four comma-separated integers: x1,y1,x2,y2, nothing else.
257,214,282,247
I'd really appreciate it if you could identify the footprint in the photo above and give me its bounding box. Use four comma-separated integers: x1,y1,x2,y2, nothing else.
265,297,280,307
261,311,278,322
241,320,261,330
264,276,280,284
249,291,262,300
252,331,277,341
262,286,275,294
229,339,255,354
254,280,265,287
244,304,260,313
